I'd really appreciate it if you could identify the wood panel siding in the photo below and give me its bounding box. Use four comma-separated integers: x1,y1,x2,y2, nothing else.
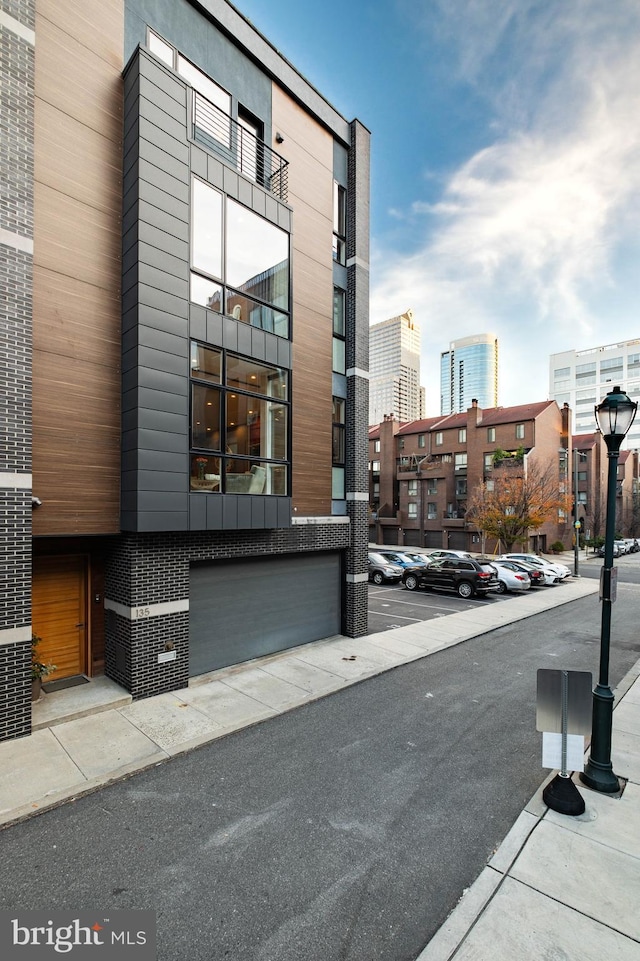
272,87,334,516
33,0,124,535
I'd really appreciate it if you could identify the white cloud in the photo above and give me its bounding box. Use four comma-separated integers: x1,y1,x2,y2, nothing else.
374,0,640,413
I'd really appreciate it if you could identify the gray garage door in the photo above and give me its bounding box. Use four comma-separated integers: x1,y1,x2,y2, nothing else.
189,552,342,676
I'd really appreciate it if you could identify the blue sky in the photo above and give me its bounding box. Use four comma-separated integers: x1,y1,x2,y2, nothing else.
235,0,640,413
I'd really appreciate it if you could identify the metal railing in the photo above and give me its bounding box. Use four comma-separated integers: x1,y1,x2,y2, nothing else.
192,91,289,203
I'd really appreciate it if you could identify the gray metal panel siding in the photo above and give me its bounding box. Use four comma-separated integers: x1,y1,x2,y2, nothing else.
121,51,191,533
122,46,294,534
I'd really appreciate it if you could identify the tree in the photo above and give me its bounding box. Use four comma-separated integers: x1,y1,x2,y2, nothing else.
465,458,569,552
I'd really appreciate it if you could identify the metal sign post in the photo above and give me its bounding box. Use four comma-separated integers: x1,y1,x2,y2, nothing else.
537,668,593,815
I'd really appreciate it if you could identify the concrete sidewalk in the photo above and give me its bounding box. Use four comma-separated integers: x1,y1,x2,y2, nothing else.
1,570,638,960
418,659,640,960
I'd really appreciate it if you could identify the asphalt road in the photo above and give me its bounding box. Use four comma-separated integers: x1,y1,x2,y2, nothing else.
1,592,639,961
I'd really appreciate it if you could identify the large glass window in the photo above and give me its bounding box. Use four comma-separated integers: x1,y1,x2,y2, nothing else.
190,342,289,494
226,199,289,309
190,179,290,337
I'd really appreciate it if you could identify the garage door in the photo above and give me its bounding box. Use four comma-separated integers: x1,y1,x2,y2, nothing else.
189,552,342,676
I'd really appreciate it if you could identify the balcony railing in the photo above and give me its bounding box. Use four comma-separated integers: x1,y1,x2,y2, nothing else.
192,91,289,203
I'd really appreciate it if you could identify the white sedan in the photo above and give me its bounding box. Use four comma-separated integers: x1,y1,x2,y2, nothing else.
499,553,570,582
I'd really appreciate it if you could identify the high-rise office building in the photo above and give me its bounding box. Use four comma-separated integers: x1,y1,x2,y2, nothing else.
440,333,499,415
550,339,640,450
369,309,423,423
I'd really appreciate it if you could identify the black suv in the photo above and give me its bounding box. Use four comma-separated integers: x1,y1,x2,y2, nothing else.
402,557,499,598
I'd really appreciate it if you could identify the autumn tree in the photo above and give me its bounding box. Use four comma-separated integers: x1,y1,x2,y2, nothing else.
465,458,569,552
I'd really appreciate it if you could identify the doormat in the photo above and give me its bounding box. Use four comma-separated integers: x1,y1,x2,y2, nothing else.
42,675,90,694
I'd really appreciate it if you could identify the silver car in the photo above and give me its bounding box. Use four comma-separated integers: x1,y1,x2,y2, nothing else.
490,559,532,594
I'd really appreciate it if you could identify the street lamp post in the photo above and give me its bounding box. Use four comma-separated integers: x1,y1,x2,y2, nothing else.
581,386,637,793
573,448,580,577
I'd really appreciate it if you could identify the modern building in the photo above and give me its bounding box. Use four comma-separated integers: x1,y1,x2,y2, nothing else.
369,309,423,424
570,435,639,542
550,340,640,450
1,0,370,742
369,400,570,552
440,333,499,415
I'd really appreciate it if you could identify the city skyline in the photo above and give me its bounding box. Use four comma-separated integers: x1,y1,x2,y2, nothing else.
233,0,640,414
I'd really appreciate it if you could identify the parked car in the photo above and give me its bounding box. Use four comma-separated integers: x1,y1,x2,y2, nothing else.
368,552,403,585
499,553,570,581
502,559,555,586
401,551,433,565
375,550,424,569
597,542,623,558
402,557,500,598
489,559,533,593
426,549,473,561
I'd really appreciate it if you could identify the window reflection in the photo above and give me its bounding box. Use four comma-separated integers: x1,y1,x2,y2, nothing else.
190,274,222,310
226,199,289,309
225,290,289,338
190,343,222,383
192,179,222,279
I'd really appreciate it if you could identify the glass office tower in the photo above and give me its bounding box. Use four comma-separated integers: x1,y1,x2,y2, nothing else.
440,333,499,414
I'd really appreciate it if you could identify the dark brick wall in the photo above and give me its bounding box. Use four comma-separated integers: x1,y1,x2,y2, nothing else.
343,119,371,637
105,523,352,697
0,0,34,741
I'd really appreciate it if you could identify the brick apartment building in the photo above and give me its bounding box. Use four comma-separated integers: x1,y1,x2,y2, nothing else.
572,434,640,542
369,400,573,552
0,0,370,741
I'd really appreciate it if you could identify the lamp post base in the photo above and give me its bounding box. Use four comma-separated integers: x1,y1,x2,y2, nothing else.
543,774,585,816
580,760,620,793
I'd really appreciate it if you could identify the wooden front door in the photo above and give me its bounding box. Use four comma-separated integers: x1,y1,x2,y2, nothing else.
32,555,87,680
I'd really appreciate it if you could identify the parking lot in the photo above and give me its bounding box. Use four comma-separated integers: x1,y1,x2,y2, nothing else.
367,579,565,635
